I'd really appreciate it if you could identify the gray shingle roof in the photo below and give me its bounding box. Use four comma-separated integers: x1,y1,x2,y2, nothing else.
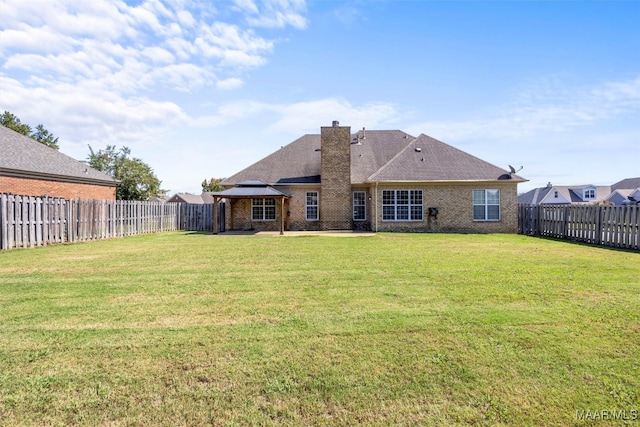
212,185,289,198
223,134,322,185
0,125,116,184
518,186,553,204
612,177,640,191
167,193,208,204
518,184,612,204
368,134,519,182
222,129,519,186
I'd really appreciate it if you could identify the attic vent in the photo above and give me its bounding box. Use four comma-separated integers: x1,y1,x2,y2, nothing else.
415,147,422,152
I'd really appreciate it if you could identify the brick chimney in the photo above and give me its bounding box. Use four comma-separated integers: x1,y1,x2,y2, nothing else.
320,121,352,230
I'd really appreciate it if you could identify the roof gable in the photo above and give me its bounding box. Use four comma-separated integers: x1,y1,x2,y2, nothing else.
0,125,115,184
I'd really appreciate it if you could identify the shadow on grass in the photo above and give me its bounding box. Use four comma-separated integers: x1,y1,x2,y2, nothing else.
523,234,639,254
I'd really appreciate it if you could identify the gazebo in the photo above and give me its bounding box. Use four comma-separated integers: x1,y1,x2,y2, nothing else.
211,180,290,235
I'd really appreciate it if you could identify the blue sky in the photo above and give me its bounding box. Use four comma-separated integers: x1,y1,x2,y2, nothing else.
1,0,638,195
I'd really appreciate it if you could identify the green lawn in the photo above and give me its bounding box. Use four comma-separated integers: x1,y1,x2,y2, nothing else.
0,232,638,426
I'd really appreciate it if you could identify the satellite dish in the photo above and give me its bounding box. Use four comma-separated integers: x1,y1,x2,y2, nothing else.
508,165,523,175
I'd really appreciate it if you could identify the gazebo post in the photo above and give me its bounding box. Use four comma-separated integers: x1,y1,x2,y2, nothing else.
280,197,285,235
213,197,219,235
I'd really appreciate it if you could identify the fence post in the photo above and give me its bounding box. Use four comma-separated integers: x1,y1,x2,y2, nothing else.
0,194,6,250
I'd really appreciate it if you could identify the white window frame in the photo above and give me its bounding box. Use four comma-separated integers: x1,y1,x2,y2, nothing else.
353,191,366,221
252,198,276,221
473,189,500,221
306,191,319,221
584,188,596,200
382,190,423,221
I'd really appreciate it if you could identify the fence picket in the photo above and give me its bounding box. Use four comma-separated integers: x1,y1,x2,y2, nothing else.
519,203,639,250
0,193,221,250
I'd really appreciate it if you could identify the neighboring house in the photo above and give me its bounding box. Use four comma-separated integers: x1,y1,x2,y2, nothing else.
606,177,640,205
166,192,216,204
148,194,169,203
0,125,117,200
518,183,611,206
519,177,640,206
213,121,526,234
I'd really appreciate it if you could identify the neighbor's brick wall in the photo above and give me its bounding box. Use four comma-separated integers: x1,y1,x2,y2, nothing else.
0,175,116,200
372,182,519,233
320,124,352,230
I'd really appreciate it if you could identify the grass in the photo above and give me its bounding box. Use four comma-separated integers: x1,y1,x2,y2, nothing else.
0,232,638,426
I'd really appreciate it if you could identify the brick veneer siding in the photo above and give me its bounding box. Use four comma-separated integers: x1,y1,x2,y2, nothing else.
371,182,519,233
320,123,352,230
223,197,288,232
0,175,116,200
221,182,518,233
223,186,324,232
284,186,322,231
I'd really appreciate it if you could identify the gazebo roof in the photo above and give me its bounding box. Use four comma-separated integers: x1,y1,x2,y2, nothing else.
211,180,289,235
212,180,289,199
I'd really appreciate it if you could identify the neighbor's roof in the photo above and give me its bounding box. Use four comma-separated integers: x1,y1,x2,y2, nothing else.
167,193,208,204
0,125,116,185
222,129,522,186
518,186,554,205
611,177,640,191
518,184,611,204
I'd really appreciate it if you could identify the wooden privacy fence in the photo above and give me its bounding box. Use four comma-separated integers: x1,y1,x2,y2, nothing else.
0,194,222,250
518,204,639,250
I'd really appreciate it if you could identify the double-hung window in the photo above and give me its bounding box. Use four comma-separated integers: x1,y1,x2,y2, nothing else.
473,189,500,221
252,198,276,221
584,188,596,200
353,191,366,221
382,190,423,221
306,191,318,221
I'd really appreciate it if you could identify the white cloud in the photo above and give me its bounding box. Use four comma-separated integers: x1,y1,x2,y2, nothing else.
142,46,175,64
0,26,76,55
0,0,310,151
238,0,308,29
217,78,245,90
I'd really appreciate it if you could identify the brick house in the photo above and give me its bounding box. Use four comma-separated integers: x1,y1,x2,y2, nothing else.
213,121,526,234
0,125,117,200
